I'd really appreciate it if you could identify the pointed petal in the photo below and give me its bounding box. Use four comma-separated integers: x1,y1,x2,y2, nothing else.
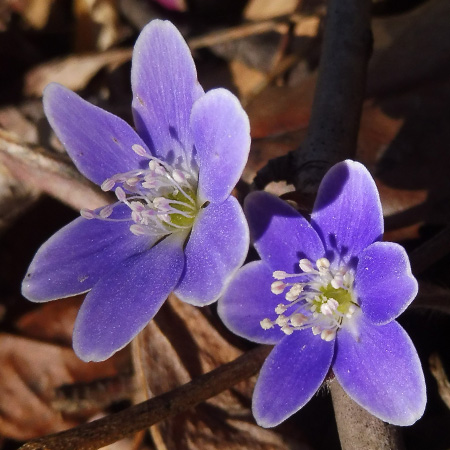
245,191,325,273
311,160,383,266
192,88,250,203
334,317,426,426
43,83,149,186
73,233,184,362
253,331,334,427
218,260,285,345
174,196,249,306
22,206,151,302
131,20,204,165
356,242,418,324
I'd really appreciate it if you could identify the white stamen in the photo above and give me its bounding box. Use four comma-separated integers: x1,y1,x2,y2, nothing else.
290,313,307,327
281,325,293,335
273,270,288,280
321,329,336,341
331,273,344,289
299,258,314,272
271,281,286,294
172,170,186,184
132,144,148,157
275,315,288,327
99,205,113,219
260,318,274,330
285,284,303,301
316,258,330,272
275,304,288,314
101,178,115,192
115,187,126,202
80,208,95,219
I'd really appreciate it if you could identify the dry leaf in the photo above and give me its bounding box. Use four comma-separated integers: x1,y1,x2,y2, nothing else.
10,0,54,29
16,296,84,346
0,333,126,440
244,0,298,21
0,129,109,211
24,48,132,98
74,0,124,51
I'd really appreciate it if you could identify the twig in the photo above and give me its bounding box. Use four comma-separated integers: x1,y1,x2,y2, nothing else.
20,345,271,450
293,0,372,192
330,380,405,450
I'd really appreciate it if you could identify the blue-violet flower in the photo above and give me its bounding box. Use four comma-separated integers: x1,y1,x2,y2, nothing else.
218,160,426,427
22,20,250,362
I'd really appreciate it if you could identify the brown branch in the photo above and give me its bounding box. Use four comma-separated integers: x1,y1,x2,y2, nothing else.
292,0,373,193
330,380,405,450
20,345,271,450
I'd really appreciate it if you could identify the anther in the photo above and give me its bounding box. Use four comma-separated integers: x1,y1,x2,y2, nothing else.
273,270,288,280
101,178,115,192
299,259,314,273
271,281,286,295
132,144,148,157
260,318,274,330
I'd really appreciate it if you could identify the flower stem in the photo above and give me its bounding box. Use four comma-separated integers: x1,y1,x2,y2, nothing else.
330,378,405,450
19,345,272,450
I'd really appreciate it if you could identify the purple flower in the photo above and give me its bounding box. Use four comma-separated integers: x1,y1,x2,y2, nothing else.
21,20,250,362
218,160,426,428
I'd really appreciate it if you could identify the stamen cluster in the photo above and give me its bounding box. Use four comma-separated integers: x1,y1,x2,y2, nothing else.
81,144,198,237
261,257,358,341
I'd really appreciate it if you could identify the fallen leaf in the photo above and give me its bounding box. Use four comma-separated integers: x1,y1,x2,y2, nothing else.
24,48,132,97
0,332,127,440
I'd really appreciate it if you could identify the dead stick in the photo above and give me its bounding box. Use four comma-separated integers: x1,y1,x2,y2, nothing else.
293,0,372,193
330,380,405,450
20,345,271,450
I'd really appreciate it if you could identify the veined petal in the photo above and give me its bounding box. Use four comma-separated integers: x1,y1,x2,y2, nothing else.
131,20,204,166
174,196,249,306
253,331,334,427
22,205,151,302
218,260,285,345
311,160,383,266
43,83,149,186
356,242,418,325
333,316,426,426
245,191,324,273
73,233,185,362
192,88,250,204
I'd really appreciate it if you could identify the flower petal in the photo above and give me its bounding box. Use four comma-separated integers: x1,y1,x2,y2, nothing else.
73,233,185,362
245,191,324,272
253,331,334,427
192,88,250,203
218,260,285,345
333,316,426,426
174,196,249,306
311,160,383,266
43,83,149,186
22,206,151,302
131,20,204,165
356,242,418,324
